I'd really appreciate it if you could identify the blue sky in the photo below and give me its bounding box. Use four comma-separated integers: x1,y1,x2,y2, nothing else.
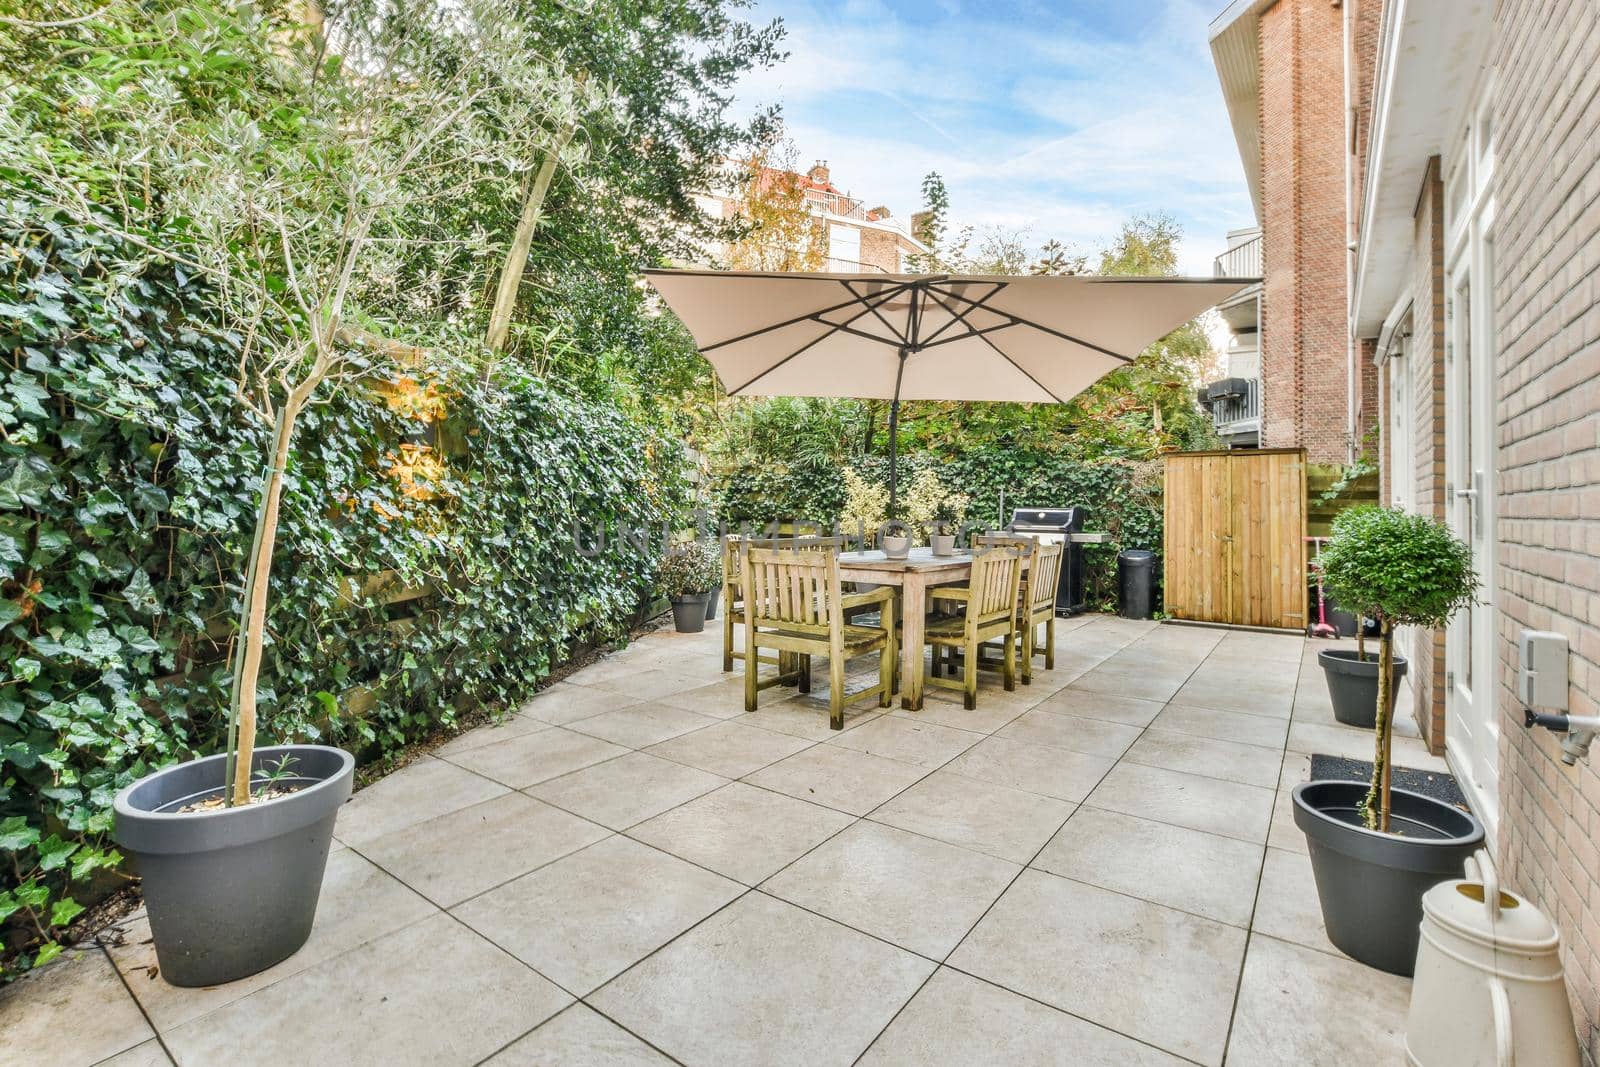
730,0,1255,275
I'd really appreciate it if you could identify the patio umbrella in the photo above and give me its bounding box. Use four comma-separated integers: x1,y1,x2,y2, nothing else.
644,269,1256,513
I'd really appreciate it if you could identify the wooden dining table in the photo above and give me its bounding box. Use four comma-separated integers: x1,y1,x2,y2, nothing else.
837,546,1004,711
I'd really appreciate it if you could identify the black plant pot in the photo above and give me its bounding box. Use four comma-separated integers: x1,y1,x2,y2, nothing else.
1318,648,1408,727
113,744,354,987
1292,780,1483,976
704,584,722,622
670,592,711,633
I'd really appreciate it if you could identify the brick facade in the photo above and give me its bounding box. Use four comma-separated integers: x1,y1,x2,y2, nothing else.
1256,0,1351,465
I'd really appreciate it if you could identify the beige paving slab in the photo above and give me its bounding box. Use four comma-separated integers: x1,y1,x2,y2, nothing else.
1287,721,1447,772
483,1003,675,1066
826,714,983,769
870,769,1074,863
1216,630,1305,662
1032,807,1264,927
857,967,1188,1067
1226,934,1411,1066
580,668,715,701
162,912,570,1067
656,675,777,717
519,681,643,725
995,707,1142,758
1028,688,1165,727
1122,728,1284,789
0,947,154,1067
1251,846,1337,955
96,1040,174,1066
1150,702,1290,749
1269,752,1313,856
628,782,853,886
567,703,722,749
744,744,928,816
434,713,551,756
644,719,814,778
948,870,1246,1066
1059,664,1195,704
730,697,882,741
333,755,508,846
943,734,1116,802
441,727,630,789
527,751,726,831
887,693,1032,733
762,821,1020,959
590,892,933,1067
355,792,608,907
453,835,741,996
1086,761,1275,844
104,849,436,1031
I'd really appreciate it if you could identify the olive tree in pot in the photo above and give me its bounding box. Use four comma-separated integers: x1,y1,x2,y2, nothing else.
1292,505,1482,976
105,2,586,987
659,541,719,633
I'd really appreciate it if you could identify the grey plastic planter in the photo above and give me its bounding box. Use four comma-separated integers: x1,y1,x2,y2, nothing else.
1293,780,1483,976
113,744,353,987
670,592,710,632
1318,648,1408,727
703,583,721,621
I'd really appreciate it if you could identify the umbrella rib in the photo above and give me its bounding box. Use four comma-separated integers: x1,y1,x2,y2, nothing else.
917,281,1008,345
923,281,1137,365
724,285,913,395
917,319,1022,348
920,287,1067,404
841,280,911,346
700,278,919,354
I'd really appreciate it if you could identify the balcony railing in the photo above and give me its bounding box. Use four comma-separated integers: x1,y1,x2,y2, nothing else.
1214,232,1263,278
1199,377,1261,443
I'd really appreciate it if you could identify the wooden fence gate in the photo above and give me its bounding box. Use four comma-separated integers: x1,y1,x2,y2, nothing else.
1162,449,1307,629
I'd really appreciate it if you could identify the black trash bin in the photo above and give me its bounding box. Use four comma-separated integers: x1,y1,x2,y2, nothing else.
1118,549,1156,619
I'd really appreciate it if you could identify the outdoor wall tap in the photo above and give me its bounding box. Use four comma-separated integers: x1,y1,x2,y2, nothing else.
1522,710,1600,766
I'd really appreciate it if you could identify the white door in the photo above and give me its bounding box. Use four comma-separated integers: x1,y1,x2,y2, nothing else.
1443,89,1499,837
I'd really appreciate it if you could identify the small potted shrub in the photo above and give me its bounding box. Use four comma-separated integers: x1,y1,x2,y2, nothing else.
929,501,961,556
1316,553,1408,725
703,539,725,621
1292,505,1483,976
658,541,717,633
880,513,912,560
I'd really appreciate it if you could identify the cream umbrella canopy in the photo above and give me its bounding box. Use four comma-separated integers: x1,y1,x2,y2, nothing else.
644,268,1257,512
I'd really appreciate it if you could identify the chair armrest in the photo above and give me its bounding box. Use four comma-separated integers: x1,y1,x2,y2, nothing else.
928,587,971,602
841,586,895,610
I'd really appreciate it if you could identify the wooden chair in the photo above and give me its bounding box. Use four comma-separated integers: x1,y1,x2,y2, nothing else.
722,534,865,684
921,546,1024,709
1016,539,1064,683
742,543,896,729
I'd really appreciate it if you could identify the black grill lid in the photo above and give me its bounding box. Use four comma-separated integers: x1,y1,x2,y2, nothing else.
1006,507,1084,532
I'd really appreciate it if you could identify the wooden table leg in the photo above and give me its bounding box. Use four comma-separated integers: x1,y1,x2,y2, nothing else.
900,573,926,710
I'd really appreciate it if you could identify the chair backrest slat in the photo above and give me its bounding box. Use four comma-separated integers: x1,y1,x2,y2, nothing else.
1030,541,1065,612
744,544,843,634
967,546,1023,621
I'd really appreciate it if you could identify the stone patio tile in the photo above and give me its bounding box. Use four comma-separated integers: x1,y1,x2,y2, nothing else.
580,668,712,701
567,703,722,749
744,744,927,816
104,849,435,1031
162,912,569,1067
1122,728,1283,789
1173,660,1298,718
590,892,933,1067
859,967,1188,1067
1062,664,1193,704
644,719,814,778
441,727,630,789
1216,630,1304,662
0,947,154,1067
434,713,551,757
453,835,741,995
943,735,1115,802
1226,934,1410,1066
527,752,726,830
485,1004,674,1065
1287,720,1447,772
762,821,1020,959
1251,846,1335,954
355,792,608,907
628,782,853,885
519,681,643,725
334,755,508,846
730,697,882,741
97,1040,174,1066
1086,761,1275,844
994,708,1142,758
1032,807,1264,927
949,870,1246,1066
1028,688,1165,727
870,769,1074,863
887,693,1032,733
656,675,776,718
826,714,982,769
1150,703,1290,749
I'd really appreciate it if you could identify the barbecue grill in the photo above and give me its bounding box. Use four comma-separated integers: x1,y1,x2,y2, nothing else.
1005,507,1088,615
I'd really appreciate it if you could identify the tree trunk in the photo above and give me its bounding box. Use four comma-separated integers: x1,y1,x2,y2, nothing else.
1365,619,1394,832
484,122,577,356
230,396,302,805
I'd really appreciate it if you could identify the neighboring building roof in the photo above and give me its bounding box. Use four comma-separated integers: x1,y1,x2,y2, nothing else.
1208,0,1278,222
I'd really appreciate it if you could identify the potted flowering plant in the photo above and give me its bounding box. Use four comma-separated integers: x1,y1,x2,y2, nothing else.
658,541,719,632
930,501,961,556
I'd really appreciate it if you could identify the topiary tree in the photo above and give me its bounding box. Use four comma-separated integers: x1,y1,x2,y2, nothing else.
1316,506,1477,832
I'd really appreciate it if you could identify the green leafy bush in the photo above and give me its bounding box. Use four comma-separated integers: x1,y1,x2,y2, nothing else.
0,203,687,975
655,540,719,599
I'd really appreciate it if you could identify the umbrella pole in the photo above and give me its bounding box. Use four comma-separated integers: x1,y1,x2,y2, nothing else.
888,348,909,518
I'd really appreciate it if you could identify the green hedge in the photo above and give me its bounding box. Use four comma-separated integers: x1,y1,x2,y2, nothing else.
0,202,687,974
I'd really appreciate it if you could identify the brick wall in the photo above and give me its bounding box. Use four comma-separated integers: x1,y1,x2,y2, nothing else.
1491,0,1600,1058
858,227,901,274
1257,0,1351,465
